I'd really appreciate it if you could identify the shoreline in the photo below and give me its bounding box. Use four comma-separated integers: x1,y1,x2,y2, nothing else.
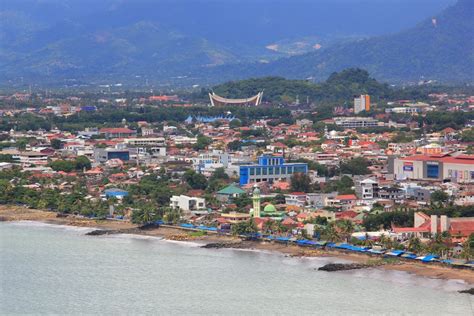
1,206,473,286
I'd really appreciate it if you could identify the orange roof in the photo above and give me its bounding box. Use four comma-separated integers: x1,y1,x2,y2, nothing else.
335,194,357,200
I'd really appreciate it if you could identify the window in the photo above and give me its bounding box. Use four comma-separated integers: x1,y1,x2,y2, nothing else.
250,168,255,176
275,167,280,175
287,166,293,174
262,168,268,175
269,167,274,175
256,168,261,176
426,164,439,178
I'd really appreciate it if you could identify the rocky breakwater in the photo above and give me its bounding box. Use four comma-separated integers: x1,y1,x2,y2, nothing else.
201,242,246,249
318,263,374,272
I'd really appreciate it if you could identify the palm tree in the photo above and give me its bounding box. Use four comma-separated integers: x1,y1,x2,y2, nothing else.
407,236,423,253
323,222,340,242
336,219,354,242
141,207,154,225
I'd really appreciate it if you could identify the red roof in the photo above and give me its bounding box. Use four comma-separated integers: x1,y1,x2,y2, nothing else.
335,194,357,200
336,211,358,219
401,154,474,165
99,128,135,134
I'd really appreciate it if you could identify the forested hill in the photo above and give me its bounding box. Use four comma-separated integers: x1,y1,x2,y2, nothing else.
205,0,474,84
207,69,391,104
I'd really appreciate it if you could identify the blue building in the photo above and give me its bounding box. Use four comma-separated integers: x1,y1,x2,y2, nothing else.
239,155,308,186
104,188,129,199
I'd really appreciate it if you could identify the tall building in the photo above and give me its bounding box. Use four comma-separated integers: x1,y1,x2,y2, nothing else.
354,95,371,114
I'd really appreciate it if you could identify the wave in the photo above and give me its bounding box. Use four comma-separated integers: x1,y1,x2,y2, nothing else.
4,220,97,233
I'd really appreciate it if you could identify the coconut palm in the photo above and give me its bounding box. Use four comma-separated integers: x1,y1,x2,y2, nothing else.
323,222,341,242
336,219,354,242
407,236,423,253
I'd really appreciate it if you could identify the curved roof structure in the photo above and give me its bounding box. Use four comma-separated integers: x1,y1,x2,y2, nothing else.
209,91,263,106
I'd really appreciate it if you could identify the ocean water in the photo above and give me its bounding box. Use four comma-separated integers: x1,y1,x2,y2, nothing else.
1,222,473,315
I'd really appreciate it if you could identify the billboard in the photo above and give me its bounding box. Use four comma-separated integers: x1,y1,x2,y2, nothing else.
403,162,413,171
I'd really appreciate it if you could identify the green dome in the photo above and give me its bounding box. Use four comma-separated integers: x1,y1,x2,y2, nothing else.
263,204,277,213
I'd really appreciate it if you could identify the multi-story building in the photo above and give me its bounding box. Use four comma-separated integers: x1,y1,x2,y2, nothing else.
239,155,308,186
94,148,130,163
393,154,474,183
334,117,379,128
170,195,206,213
355,178,378,200
354,95,370,114
99,128,137,139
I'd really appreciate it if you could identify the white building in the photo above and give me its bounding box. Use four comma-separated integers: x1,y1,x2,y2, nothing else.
170,195,206,213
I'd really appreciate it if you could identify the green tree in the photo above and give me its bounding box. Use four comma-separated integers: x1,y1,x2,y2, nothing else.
290,172,312,192
231,219,258,236
340,157,370,175
183,169,208,190
75,156,91,171
50,138,62,149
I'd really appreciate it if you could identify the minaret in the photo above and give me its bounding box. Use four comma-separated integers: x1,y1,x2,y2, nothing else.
251,184,261,218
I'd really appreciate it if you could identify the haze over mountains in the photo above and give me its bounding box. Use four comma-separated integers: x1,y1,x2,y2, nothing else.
0,0,470,87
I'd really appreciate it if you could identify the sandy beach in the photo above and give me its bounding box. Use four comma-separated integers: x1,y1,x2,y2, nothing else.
1,206,473,285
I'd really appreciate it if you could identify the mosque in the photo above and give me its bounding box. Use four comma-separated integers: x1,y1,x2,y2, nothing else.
249,185,285,220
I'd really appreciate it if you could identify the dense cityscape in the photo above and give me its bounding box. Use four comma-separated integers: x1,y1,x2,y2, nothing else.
1,70,473,269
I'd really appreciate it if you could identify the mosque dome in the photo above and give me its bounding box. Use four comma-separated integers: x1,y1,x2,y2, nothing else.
263,204,277,213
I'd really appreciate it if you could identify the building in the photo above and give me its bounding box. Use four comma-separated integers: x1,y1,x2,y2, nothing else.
385,107,419,114
170,195,206,213
104,188,129,199
216,184,246,202
94,148,130,163
334,117,379,128
99,128,137,139
239,155,308,186
285,192,307,207
124,137,165,146
354,95,370,114
393,154,474,183
209,91,263,106
355,178,378,200
392,212,474,243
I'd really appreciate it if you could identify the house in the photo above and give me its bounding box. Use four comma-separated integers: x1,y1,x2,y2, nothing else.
285,192,307,207
170,195,206,213
216,184,246,202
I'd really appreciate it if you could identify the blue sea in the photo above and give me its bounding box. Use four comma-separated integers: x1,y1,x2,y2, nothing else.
1,221,473,315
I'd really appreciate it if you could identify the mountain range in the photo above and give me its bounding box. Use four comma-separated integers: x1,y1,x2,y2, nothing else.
0,0,470,87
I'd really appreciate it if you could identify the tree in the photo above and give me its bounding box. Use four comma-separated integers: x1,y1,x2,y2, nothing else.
322,222,340,242
49,160,75,172
407,236,423,253
460,234,474,260
231,219,258,236
290,172,312,192
336,219,354,242
75,156,91,171
193,135,212,150
183,169,208,190
340,157,370,175
51,138,62,149
227,140,242,151
431,190,449,206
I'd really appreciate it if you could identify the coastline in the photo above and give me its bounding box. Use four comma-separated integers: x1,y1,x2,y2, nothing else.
1,205,473,286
